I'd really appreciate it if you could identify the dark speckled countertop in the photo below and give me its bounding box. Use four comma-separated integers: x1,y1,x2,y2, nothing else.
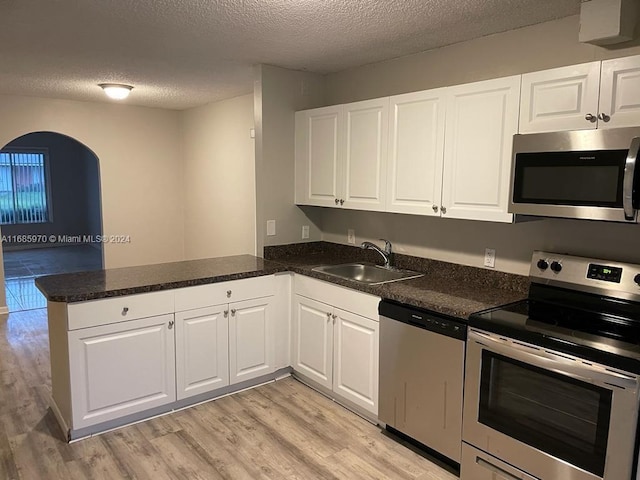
36,243,529,319
35,255,288,303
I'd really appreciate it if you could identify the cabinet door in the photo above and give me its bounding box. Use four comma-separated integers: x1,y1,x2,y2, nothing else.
228,296,275,384
292,295,333,390
68,314,176,429
599,55,640,129
519,62,601,133
343,98,389,211
442,76,520,223
333,309,379,415
175,305,229,400
387,89,446,216
294,105,342,207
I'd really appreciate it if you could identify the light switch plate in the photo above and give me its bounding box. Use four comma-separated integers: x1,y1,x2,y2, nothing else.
484,248,496,268
267,220,276,236
302,225,309,239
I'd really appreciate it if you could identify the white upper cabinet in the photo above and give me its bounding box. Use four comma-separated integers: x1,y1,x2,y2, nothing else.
342,98,389,211
519,62,601,133
295,98,389,211
295,105,342,207
442,75,521,222
387,89,446,216
599,55,640,129
520,55,640,133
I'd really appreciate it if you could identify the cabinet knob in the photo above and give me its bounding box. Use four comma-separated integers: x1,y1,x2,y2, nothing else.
121,307,129,316
335,198,339,205
585,113,596,122
340,199,344,205
326,312,331,321
224,310,229,318
226,290,232,298
598,113,610,122
332,314,337,321
441,206,447,214
168,320,174,329
432,205,439,213
231,309,236,316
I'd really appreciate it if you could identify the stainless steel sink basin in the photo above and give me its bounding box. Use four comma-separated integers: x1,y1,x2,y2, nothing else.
312,263,424,285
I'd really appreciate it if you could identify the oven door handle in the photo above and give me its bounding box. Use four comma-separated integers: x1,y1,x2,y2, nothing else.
471,331,638,391
623,136,640,221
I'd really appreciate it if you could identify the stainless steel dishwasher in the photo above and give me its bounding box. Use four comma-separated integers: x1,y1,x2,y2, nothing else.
379,300,466,464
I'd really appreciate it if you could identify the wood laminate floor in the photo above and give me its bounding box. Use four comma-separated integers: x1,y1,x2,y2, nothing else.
0,308,458,480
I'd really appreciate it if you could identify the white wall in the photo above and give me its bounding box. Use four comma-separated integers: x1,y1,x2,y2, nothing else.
254,65,326,254
319,15,640,275
181,94,257,259
0,95,185,269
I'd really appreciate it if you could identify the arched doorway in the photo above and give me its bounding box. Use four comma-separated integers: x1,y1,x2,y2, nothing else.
0,132,103,311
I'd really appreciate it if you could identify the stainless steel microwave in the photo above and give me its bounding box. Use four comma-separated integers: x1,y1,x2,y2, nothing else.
509,127,640,222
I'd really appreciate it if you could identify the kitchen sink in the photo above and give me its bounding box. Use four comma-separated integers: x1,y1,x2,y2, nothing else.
312,263,424,285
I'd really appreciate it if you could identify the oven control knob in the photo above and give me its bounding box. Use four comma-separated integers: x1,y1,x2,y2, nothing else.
550,261,562,273
634,274,640,286
537,259,549,270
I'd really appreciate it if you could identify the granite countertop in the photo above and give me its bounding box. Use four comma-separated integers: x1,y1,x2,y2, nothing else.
35,255,288,303
36,242,529,320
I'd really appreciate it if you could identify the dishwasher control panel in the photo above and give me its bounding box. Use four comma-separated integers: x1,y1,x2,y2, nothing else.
379,300,467,340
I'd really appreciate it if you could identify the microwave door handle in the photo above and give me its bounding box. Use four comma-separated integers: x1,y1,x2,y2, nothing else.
623,137,640,221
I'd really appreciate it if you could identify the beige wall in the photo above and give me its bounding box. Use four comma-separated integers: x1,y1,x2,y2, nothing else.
0,95,185,269
254,65,326,254
321,15,640,275
181,94,257,259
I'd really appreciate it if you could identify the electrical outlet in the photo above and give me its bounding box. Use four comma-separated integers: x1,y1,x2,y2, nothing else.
302,225,309,239
484,248,496,268
266,220,276,236
347,229,355,244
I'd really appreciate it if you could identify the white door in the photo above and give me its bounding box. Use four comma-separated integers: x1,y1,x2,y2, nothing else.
228,296,275,384
294,106,342,207
519,61,601,133
333,309,379,415
175,305,229,400
68,314,176,429
442,75,520,223
387,89,446,216
343,98,389,211
599,55,640,129
292,295,333,390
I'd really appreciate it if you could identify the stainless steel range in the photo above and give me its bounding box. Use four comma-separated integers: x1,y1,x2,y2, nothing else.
462,251,640,480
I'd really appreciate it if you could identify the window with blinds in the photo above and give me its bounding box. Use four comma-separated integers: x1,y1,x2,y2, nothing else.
0,149,50,224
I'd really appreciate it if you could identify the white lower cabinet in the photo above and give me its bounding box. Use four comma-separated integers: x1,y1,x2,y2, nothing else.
68,313,176,429
293,278,380,417
229,296,275,384
175,305,229,400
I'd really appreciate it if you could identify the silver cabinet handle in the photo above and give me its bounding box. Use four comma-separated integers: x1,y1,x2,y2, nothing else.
339,199,344,205
441,206,447,214
598,112,610,122
623,137,640,220
231,309,236,316
326,312,331,321
585,113,596,122
332,314,337,323
335,198,339,205
226,290,232,298
168,320,174,330
121,307,129,316
432,205,438,213
224,310,229,318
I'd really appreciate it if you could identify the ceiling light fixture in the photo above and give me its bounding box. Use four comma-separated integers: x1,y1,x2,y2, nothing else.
99,83,134,100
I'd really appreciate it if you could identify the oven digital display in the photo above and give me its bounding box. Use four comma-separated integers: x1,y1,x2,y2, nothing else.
587,264,622,283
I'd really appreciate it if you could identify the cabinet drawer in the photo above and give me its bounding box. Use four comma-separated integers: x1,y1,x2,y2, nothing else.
294,275,380,320
67,290,174,330
175,275,275,312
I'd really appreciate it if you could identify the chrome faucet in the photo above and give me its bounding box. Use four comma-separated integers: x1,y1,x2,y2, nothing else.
361,239,393,268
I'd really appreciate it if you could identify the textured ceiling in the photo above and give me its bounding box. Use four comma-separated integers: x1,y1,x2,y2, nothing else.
0,0,581,110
